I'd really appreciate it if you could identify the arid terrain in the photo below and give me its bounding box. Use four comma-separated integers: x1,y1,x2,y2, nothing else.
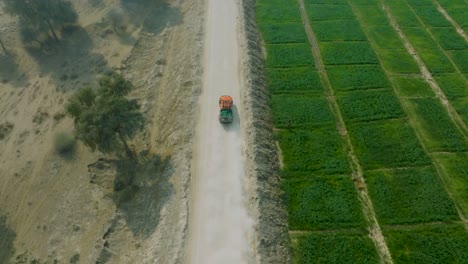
0,0,289,263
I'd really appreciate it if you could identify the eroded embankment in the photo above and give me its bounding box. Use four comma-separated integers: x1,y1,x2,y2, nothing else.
239,0,291,263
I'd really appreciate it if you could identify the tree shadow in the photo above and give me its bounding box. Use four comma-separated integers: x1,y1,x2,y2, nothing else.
0,52,28,88
0,214,16,264
113,154,174,239
24,26,110,91
119,0,183,34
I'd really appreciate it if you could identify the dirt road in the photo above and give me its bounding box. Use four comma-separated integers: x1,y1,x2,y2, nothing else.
187,0,255,263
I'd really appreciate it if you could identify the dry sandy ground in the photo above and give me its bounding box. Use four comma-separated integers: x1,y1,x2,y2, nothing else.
0,0,204,263
187,0,255,263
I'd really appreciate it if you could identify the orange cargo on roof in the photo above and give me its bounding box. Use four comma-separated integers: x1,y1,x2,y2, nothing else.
219,95,233,109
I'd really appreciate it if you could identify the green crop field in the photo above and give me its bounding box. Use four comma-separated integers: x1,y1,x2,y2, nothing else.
277,128,350,174
256,0,468,262
259,23,308,44
271,95,335,128
432,153,468,218
291,232,380,264
283,175,365,230
348,119,431,170
266,67,323,94
312,20,366,41
392,77,434,98
401,98,467,152
430,27,468,51
337,89,404,122
384,224,468,263
266,44,315,68
306,4,355,21
326,65,390,90
320,41,379,65
365,167,459,224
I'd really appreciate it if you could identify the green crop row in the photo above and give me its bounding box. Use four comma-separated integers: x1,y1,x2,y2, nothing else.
430,27,468,51
412,6,452,27
326,65,390,91
256,5,301,23
351,4,389,26
266,67,323,94
384,224,468,263
337,89,404,122
320,41,379,65
291,231,380,264
401,98,467,152
266,44,315,68
271,95,335,128
312,20,367,42
283,175,365,230
348,119,431,170
432,153,468,218
259,23,308,44
434,74,468,100
277,128,350,175
365,167,459,225
305,4,355,21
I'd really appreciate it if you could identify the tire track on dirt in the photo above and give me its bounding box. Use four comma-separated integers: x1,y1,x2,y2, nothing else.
297,1,393,263
381,1,468,137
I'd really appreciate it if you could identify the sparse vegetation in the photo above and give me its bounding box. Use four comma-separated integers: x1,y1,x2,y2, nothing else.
69,253,80,264
0,122,14,140
32,111,49,124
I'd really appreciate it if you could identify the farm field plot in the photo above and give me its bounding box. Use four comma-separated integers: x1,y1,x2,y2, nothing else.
266,67,323,94
432,153,468,218
401,98,468,152
283,175,365,230
336,89,404,122
259,23,308,44
277,128,350,175
365,167,459,225
348,119,431,170
256,0,468,262
384,224,468,263
291,231,380,264
271,95,335,128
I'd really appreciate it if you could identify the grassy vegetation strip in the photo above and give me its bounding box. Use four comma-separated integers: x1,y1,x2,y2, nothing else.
432,153,468,218
266,44,315,68
290,231,380,264
299,1,393,262
283,175,365,230
365,167,459,225
337,89,404,123
320,41,379,65
266,67,323,94
384,224,468,263
326,65,390,90
401,98,468,152
348,119,431,170
381,1,468,136
277,128,350,175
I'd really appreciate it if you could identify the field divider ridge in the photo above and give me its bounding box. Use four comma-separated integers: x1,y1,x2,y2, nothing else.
297,1,393,263
380,0,468,138
432,0,468,41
